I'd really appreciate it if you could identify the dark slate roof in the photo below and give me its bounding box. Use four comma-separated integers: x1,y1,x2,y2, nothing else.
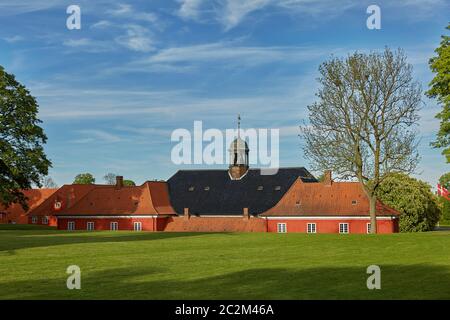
167,167,317,216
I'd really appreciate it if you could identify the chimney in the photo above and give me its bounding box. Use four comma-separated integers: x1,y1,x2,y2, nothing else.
184,207,190,220
116,176,124,188
323,170,332,186
243,207,249,220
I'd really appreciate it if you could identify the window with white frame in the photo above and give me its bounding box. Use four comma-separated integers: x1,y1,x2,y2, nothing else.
277,223,287,233
67,221,75,231
339,223,349,234
42,216,49,225
134,221,142,231
110,221,118,231
87,222,95,231
31,216,37,224
367,223,371,234
307,223,316,233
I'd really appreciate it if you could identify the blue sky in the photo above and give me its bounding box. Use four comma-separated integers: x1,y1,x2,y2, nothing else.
0,0,449,186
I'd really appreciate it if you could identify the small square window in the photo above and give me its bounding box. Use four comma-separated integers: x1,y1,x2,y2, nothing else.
307,223,316,234
87,222,95,231
274,186,281,191
68,221,75,231
339,223,349,234
257,186,264,191
134,222,142,231
204,186,210,191
295,201,301,206
352,200,358,205
188,186,195,191
277,223,287,233
367,223,371,234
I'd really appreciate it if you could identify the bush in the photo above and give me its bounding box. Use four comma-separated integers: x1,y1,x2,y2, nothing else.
376,173,441,232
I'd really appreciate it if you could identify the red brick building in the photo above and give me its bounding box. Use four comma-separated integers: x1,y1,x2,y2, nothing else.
262,171,399,234
23,138,400,233
0,189,57,224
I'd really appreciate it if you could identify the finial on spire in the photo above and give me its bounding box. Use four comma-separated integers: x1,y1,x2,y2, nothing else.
237,114,241,138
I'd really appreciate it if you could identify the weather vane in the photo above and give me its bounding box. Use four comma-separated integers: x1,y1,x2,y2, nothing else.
237,114,241,138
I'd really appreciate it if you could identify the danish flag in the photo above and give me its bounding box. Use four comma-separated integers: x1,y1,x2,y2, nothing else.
437,184,450,200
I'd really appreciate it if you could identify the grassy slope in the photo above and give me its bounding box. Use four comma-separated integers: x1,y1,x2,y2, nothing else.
0,229,449,299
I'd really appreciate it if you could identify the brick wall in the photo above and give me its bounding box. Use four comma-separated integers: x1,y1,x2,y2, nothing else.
164,216,267,232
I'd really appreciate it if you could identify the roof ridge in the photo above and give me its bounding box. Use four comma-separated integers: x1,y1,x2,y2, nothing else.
174,166,307,172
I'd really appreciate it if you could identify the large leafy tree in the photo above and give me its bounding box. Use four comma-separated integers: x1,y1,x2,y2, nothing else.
376,173,441,232
73,173,95,184
301,49,422,233
0,66,51,210
427,23,450,161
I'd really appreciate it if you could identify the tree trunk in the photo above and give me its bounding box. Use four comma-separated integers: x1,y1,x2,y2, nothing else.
369,195,378,234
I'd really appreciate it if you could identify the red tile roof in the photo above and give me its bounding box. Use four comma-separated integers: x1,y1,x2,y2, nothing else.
262,179,399,217
28,184,98,217
54,181,176,216
0,189,57,223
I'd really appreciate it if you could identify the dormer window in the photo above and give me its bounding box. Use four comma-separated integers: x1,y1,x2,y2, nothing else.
188,186,195,192
257,186,263,191
295,201,301,206
352,200,357,205
204,186,210,191
274,186,281,191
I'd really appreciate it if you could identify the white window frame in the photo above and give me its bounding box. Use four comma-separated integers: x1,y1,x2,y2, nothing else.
31,216,37,224
133,221,142,231
67,221,75,231
339,223,349,234
110,221,118,231
42,216,49,225
307,223,316,234
87,222,95,231
277,223,287,233
366,223,371,234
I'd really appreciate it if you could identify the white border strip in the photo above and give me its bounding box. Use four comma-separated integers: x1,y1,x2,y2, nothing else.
264,216,396,220
56,215,159,219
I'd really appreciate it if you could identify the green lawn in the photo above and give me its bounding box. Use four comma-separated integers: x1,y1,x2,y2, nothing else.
0,226,449,299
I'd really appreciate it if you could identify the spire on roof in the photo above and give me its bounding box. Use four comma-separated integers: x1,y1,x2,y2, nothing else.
237,114,241,138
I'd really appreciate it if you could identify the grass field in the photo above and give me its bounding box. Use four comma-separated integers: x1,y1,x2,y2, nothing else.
0,225,449,299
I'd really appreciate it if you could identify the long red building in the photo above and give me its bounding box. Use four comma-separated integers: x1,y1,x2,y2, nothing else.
20,137,400,234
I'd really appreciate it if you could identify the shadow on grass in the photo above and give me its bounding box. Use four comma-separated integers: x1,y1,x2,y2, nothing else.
1,264,449,300
0,224,56,231
0,230,229,253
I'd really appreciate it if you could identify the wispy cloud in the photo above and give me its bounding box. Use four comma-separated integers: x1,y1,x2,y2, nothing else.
177,0,205,20
90,20,112,29
0,0,62,16
106,3,161,26
73,129,124,144
63,38,115,53
175,0,449,30
128,41,335,72
115,24,155,52
2,35,24,43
